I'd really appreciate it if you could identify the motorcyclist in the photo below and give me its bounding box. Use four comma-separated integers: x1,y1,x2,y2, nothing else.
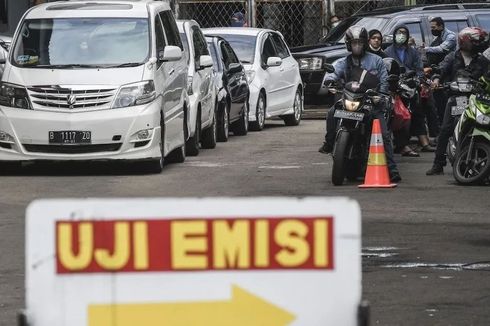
426,27,490,175
318,26,401,182
385,25,424,157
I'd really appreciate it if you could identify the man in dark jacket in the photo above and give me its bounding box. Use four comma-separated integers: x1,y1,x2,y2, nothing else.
426,27,490,175
367,29,387,58
385,26,423,76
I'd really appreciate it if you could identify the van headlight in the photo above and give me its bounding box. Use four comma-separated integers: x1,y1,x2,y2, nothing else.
112,81,156,109
297,57,322,70
0,82,32,110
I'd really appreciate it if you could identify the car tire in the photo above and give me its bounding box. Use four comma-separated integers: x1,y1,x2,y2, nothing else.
282,88,302,126
232,99,249,136
185,109,201,156
166,119,187,164
250,92,266,131
217,101,229,142
201,109,217,149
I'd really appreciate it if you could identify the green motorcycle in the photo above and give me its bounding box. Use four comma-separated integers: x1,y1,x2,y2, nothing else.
452,77,490,185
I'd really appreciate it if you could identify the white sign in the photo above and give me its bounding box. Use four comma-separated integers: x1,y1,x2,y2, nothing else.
25,197,361,326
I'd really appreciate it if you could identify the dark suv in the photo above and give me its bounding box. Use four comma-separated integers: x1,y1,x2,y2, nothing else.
291,3,490,103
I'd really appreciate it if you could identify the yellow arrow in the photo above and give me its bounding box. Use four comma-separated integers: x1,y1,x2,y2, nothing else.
88,285,295,326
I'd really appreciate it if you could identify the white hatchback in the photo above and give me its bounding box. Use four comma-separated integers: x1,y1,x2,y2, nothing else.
0,0,188,173
203,28,303,131
178,20,216,156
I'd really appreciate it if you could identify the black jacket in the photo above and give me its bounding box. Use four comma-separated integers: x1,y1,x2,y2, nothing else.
367,47,388,59
437,50,490,82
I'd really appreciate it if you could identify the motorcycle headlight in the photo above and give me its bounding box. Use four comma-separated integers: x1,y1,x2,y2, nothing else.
476,111,490,125
245,70,255,83
344,99,360,112
297,57,323,70
112,81,156,109
0,82,32,110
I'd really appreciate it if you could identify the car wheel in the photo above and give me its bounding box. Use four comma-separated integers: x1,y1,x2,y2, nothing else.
282,88,302,126
166,119,186,164
217,102,229,142
201,109,217,149
250,92,265,131
232,99,249,136
185,109,201,156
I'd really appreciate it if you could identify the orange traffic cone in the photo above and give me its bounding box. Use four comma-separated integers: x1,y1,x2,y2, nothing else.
359,119,397,188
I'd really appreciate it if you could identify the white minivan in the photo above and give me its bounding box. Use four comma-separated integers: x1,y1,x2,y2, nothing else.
177,20,216,156
0,0,188,173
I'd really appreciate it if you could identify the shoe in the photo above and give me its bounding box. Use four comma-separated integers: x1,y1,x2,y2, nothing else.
401,150,420,157
426,165,444,175
318,142,332,154
390,171,402,183
420,145,436,152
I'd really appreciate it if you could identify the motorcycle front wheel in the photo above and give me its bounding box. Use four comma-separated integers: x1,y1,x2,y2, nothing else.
332,130,350,186
453,141,490,185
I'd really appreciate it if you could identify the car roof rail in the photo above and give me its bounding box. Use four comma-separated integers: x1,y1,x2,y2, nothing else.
412,2,490,11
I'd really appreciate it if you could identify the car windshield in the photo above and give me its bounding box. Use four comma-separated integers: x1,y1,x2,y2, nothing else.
11,18,150,68
214,34,255,64
322,17,388,44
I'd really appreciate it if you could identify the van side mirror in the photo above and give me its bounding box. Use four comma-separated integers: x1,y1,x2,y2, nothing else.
266,57,282,67
159,46,182,62
227,62,242,74
199,55,213,69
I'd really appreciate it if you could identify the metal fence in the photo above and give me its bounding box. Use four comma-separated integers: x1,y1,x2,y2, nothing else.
175,0,490,47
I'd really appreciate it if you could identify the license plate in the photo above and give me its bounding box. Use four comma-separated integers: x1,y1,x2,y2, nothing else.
451,106,466,116
49,131,91,144
455,96,468,107
334,110,365,121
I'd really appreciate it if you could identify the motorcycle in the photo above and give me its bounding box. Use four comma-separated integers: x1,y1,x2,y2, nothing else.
328,81,390,185
444,72,479,166
451,76,490,185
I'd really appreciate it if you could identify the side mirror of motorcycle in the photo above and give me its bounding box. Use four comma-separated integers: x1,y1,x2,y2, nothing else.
365,89,377,97
324,63,335,73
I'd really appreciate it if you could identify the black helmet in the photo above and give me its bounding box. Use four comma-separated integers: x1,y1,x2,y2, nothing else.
345,26,369,52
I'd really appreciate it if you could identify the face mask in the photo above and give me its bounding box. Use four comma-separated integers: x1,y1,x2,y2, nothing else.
351,43,364,57
432,29,442,37
395,33,407,44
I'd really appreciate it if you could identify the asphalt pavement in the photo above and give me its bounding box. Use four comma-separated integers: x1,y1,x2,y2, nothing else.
0,117,489,325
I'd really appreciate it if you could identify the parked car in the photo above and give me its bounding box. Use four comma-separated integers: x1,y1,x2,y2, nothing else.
203,28,304,131
177,20,216,156
206,35,249,141
0,35,11,78
0,0,188,173
291,2,490,103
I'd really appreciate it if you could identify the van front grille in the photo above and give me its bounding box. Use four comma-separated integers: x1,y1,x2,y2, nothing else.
23,143,122,154
27,86,117,110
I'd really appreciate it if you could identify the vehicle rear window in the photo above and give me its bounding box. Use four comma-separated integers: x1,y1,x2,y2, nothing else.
214,34,256,64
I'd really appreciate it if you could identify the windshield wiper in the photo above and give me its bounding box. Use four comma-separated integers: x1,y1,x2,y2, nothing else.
102,62,143,68
33,64,103,69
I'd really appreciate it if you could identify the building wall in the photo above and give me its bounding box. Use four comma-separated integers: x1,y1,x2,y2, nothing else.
0,0,49,36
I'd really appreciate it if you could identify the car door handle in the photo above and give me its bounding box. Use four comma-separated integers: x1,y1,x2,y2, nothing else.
169,68,175,75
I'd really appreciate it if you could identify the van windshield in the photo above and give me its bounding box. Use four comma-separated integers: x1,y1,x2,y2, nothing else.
12,18,150,68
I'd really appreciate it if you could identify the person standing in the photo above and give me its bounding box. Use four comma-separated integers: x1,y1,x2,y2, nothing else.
424,17,457,127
